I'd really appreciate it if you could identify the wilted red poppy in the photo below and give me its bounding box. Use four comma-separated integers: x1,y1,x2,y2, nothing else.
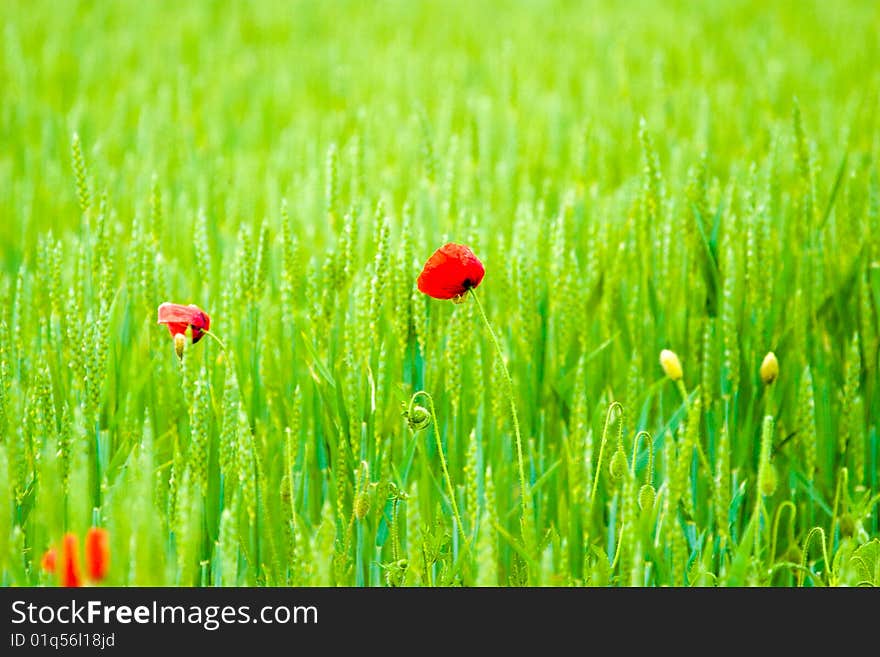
157,302,210,343
58,533,82,588
41,547,56,574
417,243,485,300
84,527,110,582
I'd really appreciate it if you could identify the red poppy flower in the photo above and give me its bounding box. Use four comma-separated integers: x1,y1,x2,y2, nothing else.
41,547,56,574
84,527,110,582
417,243,485,300
58,533,82,588
157,302,211,343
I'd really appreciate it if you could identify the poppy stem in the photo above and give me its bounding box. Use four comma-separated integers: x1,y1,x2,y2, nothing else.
411,391,470,551
469,289,532,544
200,329,227,352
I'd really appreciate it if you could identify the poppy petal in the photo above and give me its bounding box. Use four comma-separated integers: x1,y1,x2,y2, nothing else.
58,533,82,587
157,303,211,343
84,527,110,582
417,243,485,299
157,302,200,325
41,547,56,574
164,322,189,338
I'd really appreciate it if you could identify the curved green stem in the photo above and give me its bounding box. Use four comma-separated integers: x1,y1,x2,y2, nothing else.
799,526,829,587
200,328,227,351
631,430,653,480
830,467,848,543
610,491,624,571
770,500,796,570
591,401,622,500
411,391,469,548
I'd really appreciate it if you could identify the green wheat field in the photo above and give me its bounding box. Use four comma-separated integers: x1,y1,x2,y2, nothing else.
2,0,879,587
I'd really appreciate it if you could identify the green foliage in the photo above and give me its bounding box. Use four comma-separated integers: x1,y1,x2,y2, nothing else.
1,0,878,587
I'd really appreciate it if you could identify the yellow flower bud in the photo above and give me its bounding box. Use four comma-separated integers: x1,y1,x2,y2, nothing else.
760,351,779,385
174,333,186,360
659,349,683,381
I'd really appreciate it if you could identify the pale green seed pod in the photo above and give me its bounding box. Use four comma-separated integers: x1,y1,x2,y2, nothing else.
609,448,628,483
405,404,430,432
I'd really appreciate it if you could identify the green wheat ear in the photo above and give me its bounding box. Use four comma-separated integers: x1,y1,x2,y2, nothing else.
71,132,91,215
325,142,339,225
189,368,210,495
797,366,818,483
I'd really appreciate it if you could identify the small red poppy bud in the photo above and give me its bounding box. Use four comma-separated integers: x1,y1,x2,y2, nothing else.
58,533,82,588
84,527,110,582
417,243,485,300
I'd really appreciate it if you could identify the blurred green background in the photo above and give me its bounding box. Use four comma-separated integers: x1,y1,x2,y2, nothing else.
1,0,878,586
